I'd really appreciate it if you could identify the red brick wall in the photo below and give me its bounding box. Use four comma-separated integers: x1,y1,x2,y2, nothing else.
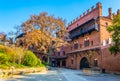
68,2,102,31
66,51,100,70
53,2,120,72
99,17,112,44
101,47,120,72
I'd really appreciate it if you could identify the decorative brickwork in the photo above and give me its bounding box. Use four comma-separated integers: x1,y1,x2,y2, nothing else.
52,2,120,72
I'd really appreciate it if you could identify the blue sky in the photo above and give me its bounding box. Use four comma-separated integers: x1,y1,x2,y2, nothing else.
0,0,120,34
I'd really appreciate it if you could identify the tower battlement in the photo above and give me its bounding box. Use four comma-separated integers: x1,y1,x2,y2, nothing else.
68,2,102,27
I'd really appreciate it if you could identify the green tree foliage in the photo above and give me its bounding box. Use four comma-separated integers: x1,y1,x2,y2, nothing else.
0,45,42,68
0,54,10,64
107,14,120,55
23,50,40,66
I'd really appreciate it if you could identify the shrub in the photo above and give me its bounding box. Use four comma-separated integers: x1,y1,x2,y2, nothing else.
11,47,25,64
37,59,42,66
0,45,43,68
43,62,50,66
0,54,10,64
23,51,38,66
0,45,15,63
0,45,6,53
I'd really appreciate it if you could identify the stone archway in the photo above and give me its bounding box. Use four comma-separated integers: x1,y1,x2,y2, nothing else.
80,57,89,69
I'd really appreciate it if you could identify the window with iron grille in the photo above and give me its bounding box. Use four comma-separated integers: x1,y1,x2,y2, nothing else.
84,40,90,47
74,43,78,49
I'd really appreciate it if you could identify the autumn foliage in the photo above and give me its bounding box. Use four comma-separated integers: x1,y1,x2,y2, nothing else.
21,12,68,53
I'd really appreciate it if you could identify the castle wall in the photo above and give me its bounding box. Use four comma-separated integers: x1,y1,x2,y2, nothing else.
68,2,102,32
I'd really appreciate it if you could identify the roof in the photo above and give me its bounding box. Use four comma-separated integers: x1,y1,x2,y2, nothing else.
16,33,26,39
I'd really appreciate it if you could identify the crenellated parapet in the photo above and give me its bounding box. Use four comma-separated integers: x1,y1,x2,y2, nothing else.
68,2,102,27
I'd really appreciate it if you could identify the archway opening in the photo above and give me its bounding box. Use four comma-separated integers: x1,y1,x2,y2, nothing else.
80,57,89,69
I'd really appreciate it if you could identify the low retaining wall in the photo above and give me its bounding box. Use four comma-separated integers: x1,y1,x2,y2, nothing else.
83,68,100,75
0,67,47,78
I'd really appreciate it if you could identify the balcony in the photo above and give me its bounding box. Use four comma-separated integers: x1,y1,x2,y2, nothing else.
70,24,99,39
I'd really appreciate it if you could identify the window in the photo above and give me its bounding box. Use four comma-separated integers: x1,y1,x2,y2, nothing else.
108,38,112,44
63,51,65,56
84,39,90,47
101,40,106,46
74,41,78,49
106,39,109,44
105,22,108,26
80,44,82,48
94,59,98,67
91,41,93,46
71,59,73,64
87,40,90,46
74,43,78,49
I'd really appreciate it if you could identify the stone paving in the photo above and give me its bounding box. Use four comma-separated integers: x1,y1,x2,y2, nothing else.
1,68,120,81
61,68,120,81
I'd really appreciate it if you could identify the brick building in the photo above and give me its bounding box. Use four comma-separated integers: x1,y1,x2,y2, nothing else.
51,2,120,72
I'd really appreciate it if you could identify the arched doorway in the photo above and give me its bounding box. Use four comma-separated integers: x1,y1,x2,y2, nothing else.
80,57,89,69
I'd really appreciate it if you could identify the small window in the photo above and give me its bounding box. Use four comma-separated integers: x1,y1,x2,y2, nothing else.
87,40,90,46
84,40,90,47
74,43,78,49
106,39,109,44
101,40,106,46
105,22,108,26
63,51,65,55
94,59,98,67
108,38,112,44
91,41,93,46
71,60,73,64
80,44,82,48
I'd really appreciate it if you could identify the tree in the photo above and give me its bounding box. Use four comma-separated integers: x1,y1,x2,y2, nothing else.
107,14,120,55
8,25,22,44
0,32,6,42
20,12,69,63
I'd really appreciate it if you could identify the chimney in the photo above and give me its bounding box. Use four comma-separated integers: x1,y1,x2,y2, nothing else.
117,9,120,15
108,8,113,19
